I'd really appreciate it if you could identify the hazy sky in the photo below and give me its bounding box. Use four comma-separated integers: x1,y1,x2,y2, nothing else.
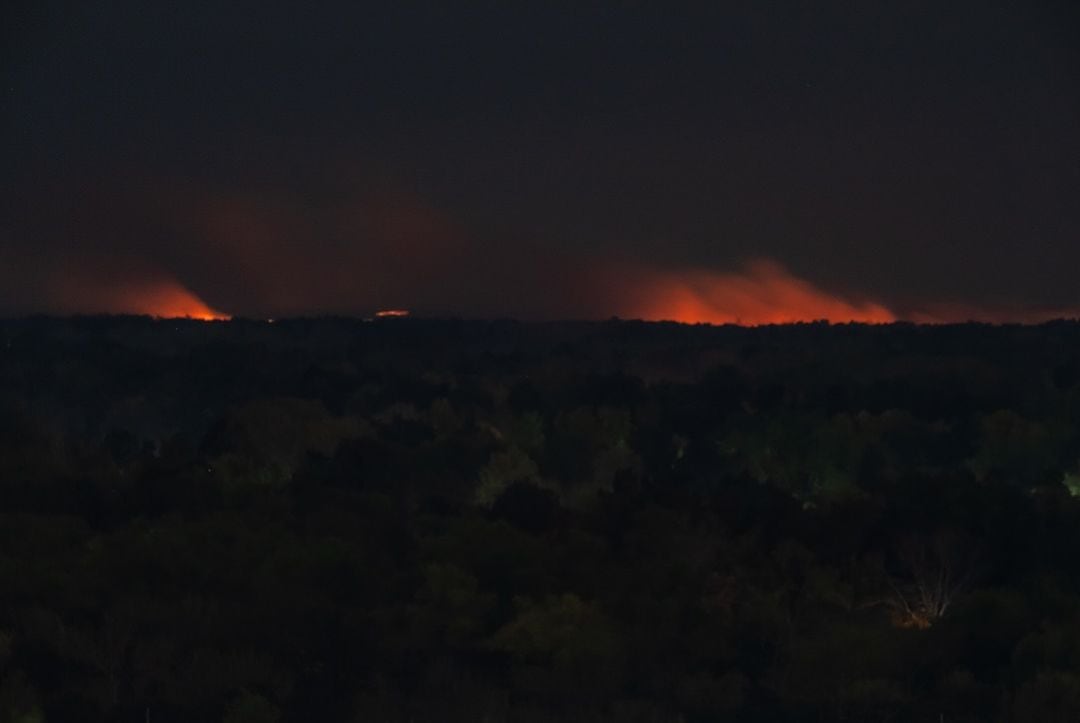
3,1,1079,321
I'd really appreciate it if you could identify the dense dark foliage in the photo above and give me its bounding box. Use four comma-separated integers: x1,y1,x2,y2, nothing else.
3,316,1080,722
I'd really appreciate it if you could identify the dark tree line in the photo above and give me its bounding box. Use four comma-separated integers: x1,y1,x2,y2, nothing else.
2,316,1080,721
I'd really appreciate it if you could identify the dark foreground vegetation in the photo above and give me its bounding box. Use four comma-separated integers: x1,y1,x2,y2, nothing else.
3,316,1080,722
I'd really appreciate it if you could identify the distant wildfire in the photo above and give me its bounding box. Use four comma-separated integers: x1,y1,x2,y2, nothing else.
49,274,229,320
29,243,1080,325
113,279,230,320
604,260,1080,326
616,260,896,325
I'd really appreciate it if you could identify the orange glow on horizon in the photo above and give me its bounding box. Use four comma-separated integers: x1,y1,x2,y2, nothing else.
375,309,411,318
54,276,230,320
123,279,231,320
625,260,895,325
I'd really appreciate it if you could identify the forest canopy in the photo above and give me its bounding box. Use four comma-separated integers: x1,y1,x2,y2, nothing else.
2,317,1080,722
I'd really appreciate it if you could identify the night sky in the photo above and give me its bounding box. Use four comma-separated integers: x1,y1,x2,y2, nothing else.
3,1,1079,322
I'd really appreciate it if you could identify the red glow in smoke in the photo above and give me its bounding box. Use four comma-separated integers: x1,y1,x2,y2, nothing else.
622,260,895,325
115,279,230,320
51,274,229,320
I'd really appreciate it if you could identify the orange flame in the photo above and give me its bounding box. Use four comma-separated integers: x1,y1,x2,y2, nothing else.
50,274,230,320
625,260,894,325
116,279,231,320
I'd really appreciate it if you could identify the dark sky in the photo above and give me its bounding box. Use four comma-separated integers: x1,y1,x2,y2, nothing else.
3,1,1079,321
